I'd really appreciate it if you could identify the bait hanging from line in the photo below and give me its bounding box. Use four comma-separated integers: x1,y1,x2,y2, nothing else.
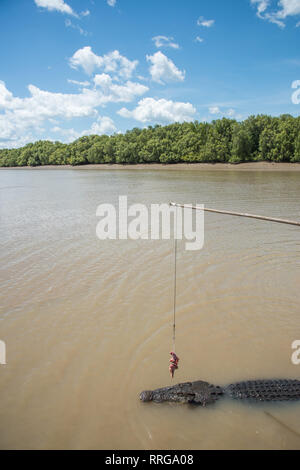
169,351,179,378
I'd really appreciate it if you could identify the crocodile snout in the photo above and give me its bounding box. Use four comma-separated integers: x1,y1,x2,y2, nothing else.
140,390,153,402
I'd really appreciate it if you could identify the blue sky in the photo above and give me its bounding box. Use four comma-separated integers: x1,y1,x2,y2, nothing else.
0,0,300,148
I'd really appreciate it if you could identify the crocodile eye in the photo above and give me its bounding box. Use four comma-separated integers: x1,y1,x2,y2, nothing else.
140,391,153,402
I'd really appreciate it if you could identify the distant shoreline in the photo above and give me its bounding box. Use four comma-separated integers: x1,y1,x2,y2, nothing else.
1,162,300,171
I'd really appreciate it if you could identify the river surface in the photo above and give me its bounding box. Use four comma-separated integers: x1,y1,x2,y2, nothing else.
0,168,300,450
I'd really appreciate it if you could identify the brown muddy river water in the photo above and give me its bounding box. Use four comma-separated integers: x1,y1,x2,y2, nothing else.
0,168,300,450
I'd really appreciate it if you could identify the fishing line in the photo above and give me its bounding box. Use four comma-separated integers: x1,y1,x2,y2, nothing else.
172,205,178,353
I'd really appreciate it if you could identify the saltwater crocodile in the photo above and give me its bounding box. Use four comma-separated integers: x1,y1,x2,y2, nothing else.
140,379,300,406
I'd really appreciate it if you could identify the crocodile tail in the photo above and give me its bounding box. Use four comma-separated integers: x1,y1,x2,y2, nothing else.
225,379,300,402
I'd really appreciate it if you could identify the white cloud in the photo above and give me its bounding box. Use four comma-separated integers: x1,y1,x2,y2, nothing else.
209,106,242,119
65,19,88,36
68,79,90,87
251,0,300,27
0,81,13,108
69,47,138,78
69,47,103,75
251,0,284,26
107,0,116,6
0,77,147,148
251,0,270,17
197,16,215,27
195,36,204,43
118,97,196,124
209,106,221,114
81,10,90,16
34,0,78,17
19,85,99,118
93,73,149,102
146,51,185,84
88,116,116,134
0,131,36,149
91,116,116,134
52,116,116,142
277,0,300,18
152,36,180,49
265,15,286,27
51,126,81,142
227,108,236,117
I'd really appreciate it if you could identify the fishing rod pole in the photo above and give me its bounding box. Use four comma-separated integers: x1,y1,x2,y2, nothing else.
170,202,300,227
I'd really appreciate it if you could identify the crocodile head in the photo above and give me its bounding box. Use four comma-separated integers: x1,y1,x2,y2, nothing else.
140,390,153,402
139,381,224,405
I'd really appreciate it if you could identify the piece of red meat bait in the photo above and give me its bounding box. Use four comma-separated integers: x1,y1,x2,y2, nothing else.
169,351,179,378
